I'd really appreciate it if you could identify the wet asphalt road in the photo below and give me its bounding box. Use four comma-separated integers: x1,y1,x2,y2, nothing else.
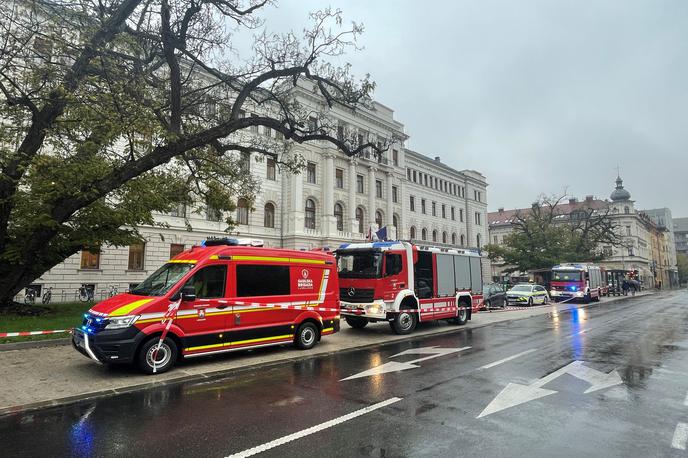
3,290,688,457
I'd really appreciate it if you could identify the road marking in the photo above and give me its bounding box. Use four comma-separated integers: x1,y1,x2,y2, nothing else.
479,349,537,370
477,360,622,418
340,346,471,381
225,397,403,458
672,423,688,450
684,390,688,407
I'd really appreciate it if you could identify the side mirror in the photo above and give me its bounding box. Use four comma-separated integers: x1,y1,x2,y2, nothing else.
180,285,196,302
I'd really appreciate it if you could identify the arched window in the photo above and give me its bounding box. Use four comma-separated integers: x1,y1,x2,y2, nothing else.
410,226,416,239
264,203,275,228
375,210,383,228
442,231,448,244
460,234,465,246
393,214,399,229
356,207,364,233
334,203,344,231
432,230,438,242
421,228,427,241
477,233,482,248
236,198,249,225
304,199,316,229
624,206,630,214
451,233,457,245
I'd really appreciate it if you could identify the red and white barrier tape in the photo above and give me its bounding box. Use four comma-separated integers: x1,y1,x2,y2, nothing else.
0,329,71,338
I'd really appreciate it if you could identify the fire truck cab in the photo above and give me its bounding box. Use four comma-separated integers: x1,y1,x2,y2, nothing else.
550,263,604,303
336,241,483,334
72,238,340,374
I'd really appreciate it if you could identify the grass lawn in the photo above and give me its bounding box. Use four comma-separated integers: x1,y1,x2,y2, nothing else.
0,302,91,343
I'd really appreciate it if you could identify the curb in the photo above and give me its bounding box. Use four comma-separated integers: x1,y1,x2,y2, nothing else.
0,292,657,417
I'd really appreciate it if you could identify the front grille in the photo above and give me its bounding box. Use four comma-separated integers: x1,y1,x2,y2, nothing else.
340,288,375,303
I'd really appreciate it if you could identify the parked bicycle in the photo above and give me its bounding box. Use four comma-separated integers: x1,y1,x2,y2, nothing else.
41,287,53,305
108,284,119,297
78,284,95,303
24,288,36,305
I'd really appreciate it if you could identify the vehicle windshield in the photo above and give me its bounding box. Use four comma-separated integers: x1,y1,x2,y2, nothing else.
337,251,383,278
130,263,195,296
553,270,583,281
510,285,533,292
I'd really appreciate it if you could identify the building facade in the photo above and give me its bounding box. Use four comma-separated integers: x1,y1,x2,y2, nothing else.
487,176,679,288
674,217,688,257
26,93,490,302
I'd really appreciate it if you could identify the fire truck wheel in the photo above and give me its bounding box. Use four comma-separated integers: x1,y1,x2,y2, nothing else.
453,303,468,325
137,336,178,375
345,316,368,329
390,310,417,335
295,322,319,350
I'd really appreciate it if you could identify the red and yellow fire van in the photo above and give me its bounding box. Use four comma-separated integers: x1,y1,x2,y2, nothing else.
72,239,340,374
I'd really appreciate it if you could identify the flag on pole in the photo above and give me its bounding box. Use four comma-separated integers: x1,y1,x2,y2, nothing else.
376,226,388,241
152,298,181,373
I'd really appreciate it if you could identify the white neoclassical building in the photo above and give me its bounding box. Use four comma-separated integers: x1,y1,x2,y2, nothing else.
29,88,489,302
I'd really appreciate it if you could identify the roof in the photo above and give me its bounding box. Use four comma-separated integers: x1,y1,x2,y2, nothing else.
488,198,609,226
175,245,335,263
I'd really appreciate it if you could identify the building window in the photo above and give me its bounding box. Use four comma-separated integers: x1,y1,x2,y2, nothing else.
240,151,251,172
308,116,318,132
432,230,438,242
451,233,457,245
422,228,428,241
460,208,464,222
250,113,258,133
407,168,412,180
442,204,446,219
628,247,634,256
392,149,399,166
335,168,344,189
170,202,187,218
337,123,345,141
410,226,416,239
80,247,100,270
442,232,448,244
413,170,417,182
494,235,498,244
421,199,426,214
392,186,398,203
477,234,482,247
356,207,364,233
460,234,465,246
305,199,316,229
410,196,415,212
375,210,383,228
393,214,399,229
236,198,249,225
356,174,364,193
376,180,383,198
334,203,344,231
451,206,455,220
128,243,145,270
424,174,428,187
626,226,631,236
267,158,276,181
475,212,482,226
264,203,275,228
170,243,184,259
307,162,316,184
624,206,630,214
207,202,222,222
432,202,436,217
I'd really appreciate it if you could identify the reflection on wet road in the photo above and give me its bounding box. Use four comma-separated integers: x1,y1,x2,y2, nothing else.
3,290,688,457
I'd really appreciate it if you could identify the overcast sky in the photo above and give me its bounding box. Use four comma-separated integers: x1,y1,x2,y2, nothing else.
255,0,688,216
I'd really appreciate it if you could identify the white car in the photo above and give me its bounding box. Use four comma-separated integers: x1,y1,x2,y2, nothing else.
506,284,550,306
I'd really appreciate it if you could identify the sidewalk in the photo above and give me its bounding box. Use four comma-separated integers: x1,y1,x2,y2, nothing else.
0,292,653,416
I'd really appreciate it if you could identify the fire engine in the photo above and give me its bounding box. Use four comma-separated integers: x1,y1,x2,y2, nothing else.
550,263,604,303
336,241,483,334
72,238,340,374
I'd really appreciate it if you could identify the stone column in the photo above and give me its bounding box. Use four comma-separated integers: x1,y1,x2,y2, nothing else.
348,158,358,233
368,165,377,232
322,152,335,236
399,178,406,240
290,163,304,235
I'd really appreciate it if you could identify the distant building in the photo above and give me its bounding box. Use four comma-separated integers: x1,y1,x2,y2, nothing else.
642,208,679,287
674,217,688,256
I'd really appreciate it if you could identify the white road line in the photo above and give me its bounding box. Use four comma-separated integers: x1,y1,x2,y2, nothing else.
479,349,537,370
225,397,403,458
672,423,688,450
684,390,688,407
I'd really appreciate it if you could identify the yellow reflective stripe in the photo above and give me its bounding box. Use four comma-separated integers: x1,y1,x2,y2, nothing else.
168,259,197,264
231,255,326,265
137,314,198,324
110,299,154,317
232,334,293,346
185,342,224,352
322,327,334,333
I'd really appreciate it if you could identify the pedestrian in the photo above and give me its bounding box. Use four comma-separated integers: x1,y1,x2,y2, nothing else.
622,279,629,296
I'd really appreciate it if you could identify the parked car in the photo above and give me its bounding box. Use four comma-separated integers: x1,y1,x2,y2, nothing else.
506,283,550,306
483,283,507,309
